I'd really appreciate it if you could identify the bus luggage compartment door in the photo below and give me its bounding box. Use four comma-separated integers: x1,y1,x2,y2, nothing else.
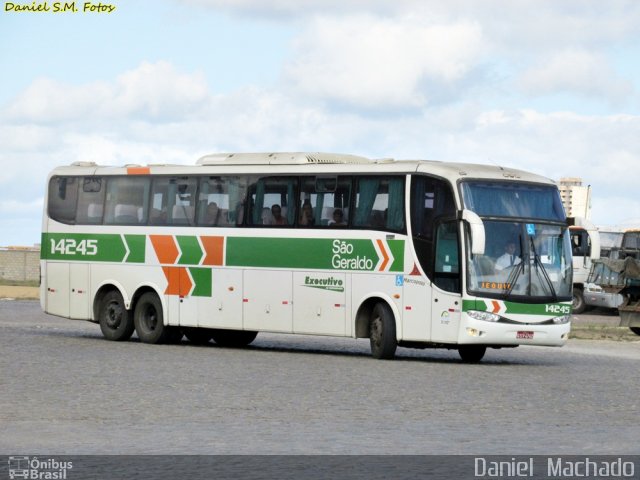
243,270,293,333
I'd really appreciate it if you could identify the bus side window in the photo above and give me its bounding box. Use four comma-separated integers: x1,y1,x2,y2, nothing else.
247,177,296,227
353,176,405,232
48,176,79,224
76,177,105,225
104,177,151,225
149,177,196,226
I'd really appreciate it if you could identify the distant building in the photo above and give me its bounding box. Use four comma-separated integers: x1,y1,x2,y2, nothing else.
558,177,591,219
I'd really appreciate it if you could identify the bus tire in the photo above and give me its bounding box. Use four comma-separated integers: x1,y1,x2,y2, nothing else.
572,287,586,314
183,327,213,345
98,290,135,341
369,302,397,360
134,292,170,344
630,327,640,336
211,329,258,347
458,345,486,363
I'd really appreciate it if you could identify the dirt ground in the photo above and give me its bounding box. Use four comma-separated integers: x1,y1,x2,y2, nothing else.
0,285,39,300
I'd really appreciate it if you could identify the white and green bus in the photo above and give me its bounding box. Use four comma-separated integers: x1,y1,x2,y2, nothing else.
41,152,572,362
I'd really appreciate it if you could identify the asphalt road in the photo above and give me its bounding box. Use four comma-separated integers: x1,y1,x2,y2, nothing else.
1,300,638,455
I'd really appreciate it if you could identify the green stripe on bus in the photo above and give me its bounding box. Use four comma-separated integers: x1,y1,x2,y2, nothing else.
42,233,127,262
189,267,212,297
388,240,405,272
226,237,404,272
176,236,203,265
124,235,146,263
462,299,571,316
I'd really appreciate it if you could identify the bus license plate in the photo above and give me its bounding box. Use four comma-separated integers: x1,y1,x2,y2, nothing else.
516,331,534,339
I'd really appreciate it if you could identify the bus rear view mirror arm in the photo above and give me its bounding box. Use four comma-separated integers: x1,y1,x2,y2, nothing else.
461,210,485,255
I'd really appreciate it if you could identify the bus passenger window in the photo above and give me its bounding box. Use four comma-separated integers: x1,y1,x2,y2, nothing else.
76,177,105,225
149,177,196,226
353,176,404,231
247,177,296,227
104,177,150,225
48,176,79,224
196,176,247,227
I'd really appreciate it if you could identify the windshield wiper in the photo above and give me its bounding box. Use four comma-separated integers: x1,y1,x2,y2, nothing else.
502,234,524,299
529,236,558,301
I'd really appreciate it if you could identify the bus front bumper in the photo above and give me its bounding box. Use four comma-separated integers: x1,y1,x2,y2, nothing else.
458,316,571,347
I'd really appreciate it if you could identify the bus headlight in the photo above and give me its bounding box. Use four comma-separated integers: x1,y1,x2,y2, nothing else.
553,314,571,324
467,310,500,322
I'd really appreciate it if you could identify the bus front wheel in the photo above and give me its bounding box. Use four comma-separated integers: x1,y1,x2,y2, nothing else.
458,345,486,363
369,302,397,360
134,292,173,344
98,290,135,341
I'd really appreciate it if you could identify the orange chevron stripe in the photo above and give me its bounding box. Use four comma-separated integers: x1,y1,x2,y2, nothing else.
376,239,390,271
150,235,179,264
201,236,224,266
162,266,192,297
491,300,501,314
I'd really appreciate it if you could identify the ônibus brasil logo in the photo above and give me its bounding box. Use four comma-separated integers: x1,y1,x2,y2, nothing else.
8,456,73,479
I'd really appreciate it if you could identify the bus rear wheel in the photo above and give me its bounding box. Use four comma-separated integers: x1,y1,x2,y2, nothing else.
210,329,258,347
458,345,486,363
98,290,135,341
134,292,172,344
369,302,397,360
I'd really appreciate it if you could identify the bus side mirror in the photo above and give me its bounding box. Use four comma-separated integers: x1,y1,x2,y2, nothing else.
462,210,485,255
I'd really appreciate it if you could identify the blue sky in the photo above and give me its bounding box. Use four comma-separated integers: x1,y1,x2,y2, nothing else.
1,0,639,246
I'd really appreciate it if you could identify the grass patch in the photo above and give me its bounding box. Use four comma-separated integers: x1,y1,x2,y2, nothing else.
0,279,40,287
570,324,640,341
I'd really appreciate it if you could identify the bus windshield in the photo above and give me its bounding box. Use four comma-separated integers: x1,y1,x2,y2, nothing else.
461,181,565,221
466,221,572,301
461,181,572,302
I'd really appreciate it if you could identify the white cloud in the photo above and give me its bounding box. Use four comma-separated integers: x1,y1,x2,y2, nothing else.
4,61,209,123
0,198,44,215
519,50,633,102
283,15,485,108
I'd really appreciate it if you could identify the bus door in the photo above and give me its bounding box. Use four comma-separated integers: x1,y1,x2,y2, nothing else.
430,221,462,343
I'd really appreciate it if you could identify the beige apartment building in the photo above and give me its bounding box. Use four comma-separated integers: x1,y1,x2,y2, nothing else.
558,177,591,219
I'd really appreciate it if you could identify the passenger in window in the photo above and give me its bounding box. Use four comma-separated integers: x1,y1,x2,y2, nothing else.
204,202,219,225
271,204,287,225
299,201,315,226
328,208,347,227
